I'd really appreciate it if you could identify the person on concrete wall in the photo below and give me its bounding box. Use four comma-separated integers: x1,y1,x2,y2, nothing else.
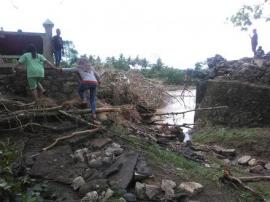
14,44,57,101
52,28,64,66
250,29,258,56
59,57,101,119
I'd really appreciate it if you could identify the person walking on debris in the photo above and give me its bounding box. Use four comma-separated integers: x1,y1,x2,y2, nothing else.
59,57,100,119
52,28,64,66
255,46,265,58
250,29,258,56
14,44,57,101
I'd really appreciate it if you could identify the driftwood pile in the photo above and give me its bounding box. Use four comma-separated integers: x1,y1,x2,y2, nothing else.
98,70,166,110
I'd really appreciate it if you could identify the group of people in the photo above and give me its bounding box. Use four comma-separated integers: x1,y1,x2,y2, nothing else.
250,29,265,58
13,37,100,119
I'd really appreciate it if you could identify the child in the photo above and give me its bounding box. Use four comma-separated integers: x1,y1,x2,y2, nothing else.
14,44,57,101
60,57,100,119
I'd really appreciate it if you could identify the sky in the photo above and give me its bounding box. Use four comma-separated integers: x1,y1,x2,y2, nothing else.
1,0,270,68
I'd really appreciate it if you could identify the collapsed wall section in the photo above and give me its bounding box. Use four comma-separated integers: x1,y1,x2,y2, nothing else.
195,79,270,127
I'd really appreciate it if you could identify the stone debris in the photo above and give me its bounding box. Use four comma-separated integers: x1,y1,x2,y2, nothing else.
248,158,257,166
100,188,114,202
135,182,146,199
237,155,252,165
73,148,88,162
178,182,203,195
265,162,270,170
161,179,176,198
212,145,236,157
81,191,99,202
145,184,161,200
123,193,137,202
249,165,264,174
72,176,85,190
104,143,124,157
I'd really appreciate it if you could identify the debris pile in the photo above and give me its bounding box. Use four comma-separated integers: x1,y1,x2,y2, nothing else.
99,70,166,110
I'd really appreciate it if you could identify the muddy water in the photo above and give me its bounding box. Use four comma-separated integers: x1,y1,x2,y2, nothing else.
156,89,196,141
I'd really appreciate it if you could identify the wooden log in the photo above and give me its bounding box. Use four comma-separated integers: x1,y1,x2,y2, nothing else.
68,107,121,115
239,176,270,183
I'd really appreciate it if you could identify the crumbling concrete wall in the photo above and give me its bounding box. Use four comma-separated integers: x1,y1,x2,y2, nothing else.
0,69,79,102
195,79,270,127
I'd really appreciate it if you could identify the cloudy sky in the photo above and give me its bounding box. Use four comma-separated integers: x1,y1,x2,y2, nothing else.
1,0,270,68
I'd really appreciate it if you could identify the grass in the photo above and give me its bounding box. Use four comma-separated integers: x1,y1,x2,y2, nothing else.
110,124,270,201
192,127,270,157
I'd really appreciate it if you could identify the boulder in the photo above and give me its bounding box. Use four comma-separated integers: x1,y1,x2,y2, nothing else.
212,145,236,157
178,182,203,195
161,179,176,198
101,188,114,202
238,155,252,165
71,176,85,190
134,157,153,180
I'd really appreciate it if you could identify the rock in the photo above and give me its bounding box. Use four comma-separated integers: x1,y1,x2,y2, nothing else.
134,157,153,180
135,182,146,199
249,165,264,174
102,188,114,202
81,191,99,202
223,159,231,165
105,143,124,156
212,145,236,157
145,184,161,200
265,162,270,170
105,152,139,191
161,179,176,198
238,155,252,165
89,138,112,149
74,148,88,162
88,158,103,168
71,176,85,190
79,179,109,196
178,182,203,195
123,193,137,202
248,158,257,166
118,198,127,202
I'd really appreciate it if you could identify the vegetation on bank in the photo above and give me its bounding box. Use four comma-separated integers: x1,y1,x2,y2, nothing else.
193,127,270,158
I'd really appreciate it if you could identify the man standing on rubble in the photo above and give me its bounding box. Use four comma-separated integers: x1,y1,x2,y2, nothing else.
250,29,258,56
52,28,64,67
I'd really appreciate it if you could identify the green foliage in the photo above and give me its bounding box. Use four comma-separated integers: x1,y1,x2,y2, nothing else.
62,40,78,66
229,1,267,31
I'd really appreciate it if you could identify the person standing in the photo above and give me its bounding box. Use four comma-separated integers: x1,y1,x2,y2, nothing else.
59,57,101,119
52,28,64,66
250,29,258,56
14,44,57,101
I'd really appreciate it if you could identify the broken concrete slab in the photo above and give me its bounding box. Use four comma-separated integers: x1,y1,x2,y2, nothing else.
106,152,139,191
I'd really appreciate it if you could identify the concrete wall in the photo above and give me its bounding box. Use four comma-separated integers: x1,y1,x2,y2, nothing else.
0,69,79,102
195,79,270,127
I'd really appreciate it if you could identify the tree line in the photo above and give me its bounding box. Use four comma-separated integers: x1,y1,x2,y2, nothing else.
62,40,206,85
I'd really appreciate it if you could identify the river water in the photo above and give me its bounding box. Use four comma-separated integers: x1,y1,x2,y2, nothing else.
156,89,196,141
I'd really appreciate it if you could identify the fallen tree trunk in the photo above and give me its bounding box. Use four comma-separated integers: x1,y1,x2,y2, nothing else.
141,106,229,117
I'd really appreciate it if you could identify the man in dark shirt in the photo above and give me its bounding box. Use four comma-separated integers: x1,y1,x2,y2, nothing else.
52,28,64,66
251,29,258,56
255,46,265,58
